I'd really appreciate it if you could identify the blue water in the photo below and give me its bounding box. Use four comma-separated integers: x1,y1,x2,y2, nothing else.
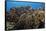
6,1,45,11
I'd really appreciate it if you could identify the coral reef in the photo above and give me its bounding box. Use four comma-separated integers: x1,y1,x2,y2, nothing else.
5,6,45,30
